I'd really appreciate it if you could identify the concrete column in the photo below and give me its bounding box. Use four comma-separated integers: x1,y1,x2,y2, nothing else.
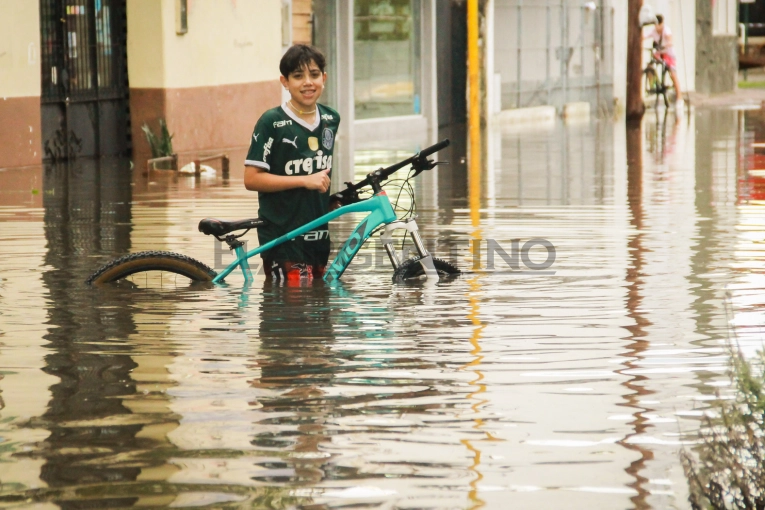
695,0,736,94
333,0,355,189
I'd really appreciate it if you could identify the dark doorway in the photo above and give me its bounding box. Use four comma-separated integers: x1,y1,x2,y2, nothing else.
436,0,467,128
40,0,130,161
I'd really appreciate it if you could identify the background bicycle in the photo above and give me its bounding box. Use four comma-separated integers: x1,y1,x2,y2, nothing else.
643,45,675,109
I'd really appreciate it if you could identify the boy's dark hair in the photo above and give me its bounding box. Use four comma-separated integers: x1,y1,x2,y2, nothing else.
656,14,663,25
280,45,326,78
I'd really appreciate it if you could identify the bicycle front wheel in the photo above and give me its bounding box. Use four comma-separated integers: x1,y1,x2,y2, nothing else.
87,251,217,288
392,257,460,283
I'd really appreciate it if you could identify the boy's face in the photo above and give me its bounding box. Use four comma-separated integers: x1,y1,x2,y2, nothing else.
280,60,327,110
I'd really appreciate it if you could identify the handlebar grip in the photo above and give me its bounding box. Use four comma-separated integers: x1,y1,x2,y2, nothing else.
337,139,452,197
417,139,450,159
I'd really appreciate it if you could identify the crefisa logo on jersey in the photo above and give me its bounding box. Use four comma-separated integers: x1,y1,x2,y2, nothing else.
322,128,334,150
263,137,273,159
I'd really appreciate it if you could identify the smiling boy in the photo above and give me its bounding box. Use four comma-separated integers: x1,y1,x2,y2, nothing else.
244,45,341,283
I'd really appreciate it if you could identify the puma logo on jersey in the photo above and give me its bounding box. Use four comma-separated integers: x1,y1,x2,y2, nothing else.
282,136,298,148
321,114,334,120
273,120,293,128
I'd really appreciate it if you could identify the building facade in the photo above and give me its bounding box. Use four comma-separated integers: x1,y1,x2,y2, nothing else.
126,0,282,163
486,0,737,117
0,1,42,168
1,0,284,169
1,0,444,170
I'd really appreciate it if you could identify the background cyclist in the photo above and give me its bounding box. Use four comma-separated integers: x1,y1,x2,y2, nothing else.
646,14,683,104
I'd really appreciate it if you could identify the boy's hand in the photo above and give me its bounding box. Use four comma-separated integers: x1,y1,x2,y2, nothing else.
303,169,331,193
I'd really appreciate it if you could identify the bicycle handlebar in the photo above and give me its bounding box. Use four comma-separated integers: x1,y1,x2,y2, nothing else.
331,139,450,203
377,138,450,179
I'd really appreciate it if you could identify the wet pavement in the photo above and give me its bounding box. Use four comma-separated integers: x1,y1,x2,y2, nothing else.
0,107,764,509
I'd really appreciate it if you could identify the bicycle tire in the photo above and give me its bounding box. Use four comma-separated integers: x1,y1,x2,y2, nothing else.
643,66,662,110
392,257,460,283
660,64,673,108
643,66,657,96
659,64,669,108
87,251,217,286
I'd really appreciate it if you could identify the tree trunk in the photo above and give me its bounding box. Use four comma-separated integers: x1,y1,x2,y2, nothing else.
627,0,645,120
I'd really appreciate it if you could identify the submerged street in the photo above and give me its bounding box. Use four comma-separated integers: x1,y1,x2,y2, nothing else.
1,106,764,508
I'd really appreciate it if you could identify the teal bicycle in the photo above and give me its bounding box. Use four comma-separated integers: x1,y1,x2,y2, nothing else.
87,140,460,286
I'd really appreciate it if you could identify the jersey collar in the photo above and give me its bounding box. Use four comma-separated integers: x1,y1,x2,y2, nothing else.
281,102,321,132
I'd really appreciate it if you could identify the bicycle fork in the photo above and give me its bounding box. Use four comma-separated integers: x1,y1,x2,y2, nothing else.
380,218,440,281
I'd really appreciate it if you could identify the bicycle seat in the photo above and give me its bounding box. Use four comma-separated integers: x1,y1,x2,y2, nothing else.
198,217,266,237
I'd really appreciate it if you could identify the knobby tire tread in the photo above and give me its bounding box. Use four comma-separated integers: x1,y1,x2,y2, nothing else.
87,251,217,285
392,257,460,283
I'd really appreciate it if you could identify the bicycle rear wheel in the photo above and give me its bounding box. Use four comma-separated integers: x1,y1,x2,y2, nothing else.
87,251,217,288
392,257,460,283
659,65,672,108
660,65,673,108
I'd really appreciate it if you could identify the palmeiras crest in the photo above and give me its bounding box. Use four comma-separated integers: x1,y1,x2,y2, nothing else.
322,128,334,150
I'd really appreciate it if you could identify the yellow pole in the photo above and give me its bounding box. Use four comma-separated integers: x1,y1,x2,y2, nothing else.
467,0,481,229
464,9,488,506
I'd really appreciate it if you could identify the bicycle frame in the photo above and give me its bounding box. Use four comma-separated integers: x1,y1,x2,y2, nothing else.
212,190,398,285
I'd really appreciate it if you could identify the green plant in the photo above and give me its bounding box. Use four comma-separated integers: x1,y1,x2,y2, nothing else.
141,119,174,158
681,338,765,509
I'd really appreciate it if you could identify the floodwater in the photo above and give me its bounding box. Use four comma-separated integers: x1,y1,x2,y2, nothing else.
0,107,764,509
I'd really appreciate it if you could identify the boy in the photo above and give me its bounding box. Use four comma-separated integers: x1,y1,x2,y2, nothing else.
244,45,341,282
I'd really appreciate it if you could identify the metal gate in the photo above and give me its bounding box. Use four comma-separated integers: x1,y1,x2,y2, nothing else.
40,0,130,161
494,0,614,114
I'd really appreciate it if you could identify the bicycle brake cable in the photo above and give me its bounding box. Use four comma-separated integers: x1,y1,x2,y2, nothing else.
367,168,418,243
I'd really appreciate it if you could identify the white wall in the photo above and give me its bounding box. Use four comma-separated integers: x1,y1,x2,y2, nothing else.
613,1,627,112
127,0,282,89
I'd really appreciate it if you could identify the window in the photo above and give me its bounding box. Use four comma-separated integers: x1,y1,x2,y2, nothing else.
713,0,737,36
354,0,421,119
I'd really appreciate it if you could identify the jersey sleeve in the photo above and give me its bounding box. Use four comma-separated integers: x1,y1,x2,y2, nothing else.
245,114,276,171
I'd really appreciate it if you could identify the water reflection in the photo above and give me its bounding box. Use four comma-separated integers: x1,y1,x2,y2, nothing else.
0,108,763,508
488,119,613,206
621,119,653,510
38,160,142,505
